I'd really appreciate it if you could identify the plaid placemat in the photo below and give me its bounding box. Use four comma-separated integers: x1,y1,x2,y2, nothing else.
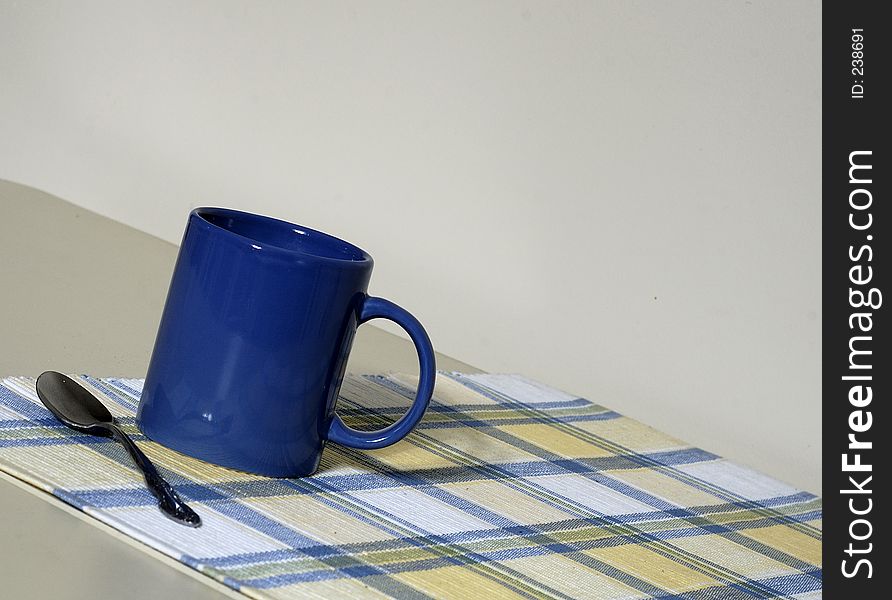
0,373,821,599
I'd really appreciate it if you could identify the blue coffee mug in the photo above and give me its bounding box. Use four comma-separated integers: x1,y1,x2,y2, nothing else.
136,208,435,477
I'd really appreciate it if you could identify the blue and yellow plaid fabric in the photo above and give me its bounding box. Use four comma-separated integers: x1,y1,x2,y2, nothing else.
0,373,821,599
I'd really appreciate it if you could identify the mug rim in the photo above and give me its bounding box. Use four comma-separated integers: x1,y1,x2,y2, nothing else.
191,207,373,266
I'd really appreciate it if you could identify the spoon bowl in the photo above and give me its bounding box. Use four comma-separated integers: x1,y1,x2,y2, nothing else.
36,371,115,434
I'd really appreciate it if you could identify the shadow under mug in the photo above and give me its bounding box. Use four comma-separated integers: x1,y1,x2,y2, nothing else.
136,208,435,477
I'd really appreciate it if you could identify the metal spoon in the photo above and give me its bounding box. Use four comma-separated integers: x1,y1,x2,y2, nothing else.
35,371,201,527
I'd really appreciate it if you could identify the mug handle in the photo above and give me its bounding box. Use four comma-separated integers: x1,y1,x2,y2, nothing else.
325,295,436,449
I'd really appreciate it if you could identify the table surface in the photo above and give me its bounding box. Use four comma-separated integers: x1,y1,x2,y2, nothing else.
0,179,480,599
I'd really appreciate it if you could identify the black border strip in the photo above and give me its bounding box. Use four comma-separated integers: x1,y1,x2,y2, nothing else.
823,2,889,595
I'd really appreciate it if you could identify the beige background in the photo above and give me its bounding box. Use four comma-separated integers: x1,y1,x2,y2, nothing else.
0,1,821,494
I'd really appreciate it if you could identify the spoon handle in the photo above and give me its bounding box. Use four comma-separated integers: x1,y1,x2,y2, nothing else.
102,422,201,527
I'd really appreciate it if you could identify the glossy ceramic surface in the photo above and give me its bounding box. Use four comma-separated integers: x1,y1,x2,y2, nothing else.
137,208,435,477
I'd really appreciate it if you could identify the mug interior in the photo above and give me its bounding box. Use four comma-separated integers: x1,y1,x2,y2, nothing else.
196,208,370,262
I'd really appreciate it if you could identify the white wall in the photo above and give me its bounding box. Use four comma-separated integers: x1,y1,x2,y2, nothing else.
0,1,821,493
